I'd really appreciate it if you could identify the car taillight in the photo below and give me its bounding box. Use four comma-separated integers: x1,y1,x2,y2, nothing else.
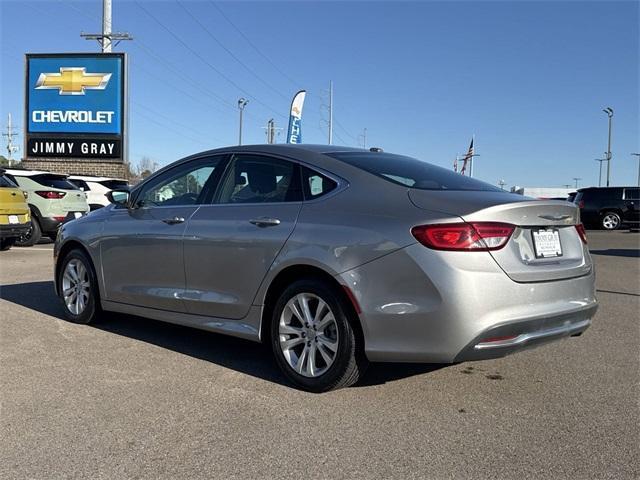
411,222,515,251
578,200,584,209
575,223,588,244
35,191,66,199
53,216,66,222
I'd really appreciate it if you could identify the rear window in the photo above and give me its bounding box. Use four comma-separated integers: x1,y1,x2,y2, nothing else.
326,152,502,192
30,174,78,190
69,179,91,191
99,180,129,190
0,174,17,188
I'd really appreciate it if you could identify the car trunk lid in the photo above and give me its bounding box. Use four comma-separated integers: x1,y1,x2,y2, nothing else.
409,190,591,282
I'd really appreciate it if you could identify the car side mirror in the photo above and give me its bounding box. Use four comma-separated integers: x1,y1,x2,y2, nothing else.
106,189,130,206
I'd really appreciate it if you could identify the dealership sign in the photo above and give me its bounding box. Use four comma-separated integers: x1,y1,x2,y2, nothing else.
25,53,126,160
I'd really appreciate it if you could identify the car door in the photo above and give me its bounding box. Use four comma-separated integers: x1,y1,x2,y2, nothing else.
100,155,226,311
182,153,303,319
622,188,640,223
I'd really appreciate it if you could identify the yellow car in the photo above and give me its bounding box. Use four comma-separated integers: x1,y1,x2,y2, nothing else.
0,168,31,251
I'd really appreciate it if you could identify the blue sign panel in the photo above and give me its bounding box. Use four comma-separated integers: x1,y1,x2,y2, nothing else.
27,55,123,135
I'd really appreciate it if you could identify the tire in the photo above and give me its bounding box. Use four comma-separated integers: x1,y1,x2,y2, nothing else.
15,218,42,247
601,211,621,230
270,279,368,392
58,248,101,324
0,238,15,251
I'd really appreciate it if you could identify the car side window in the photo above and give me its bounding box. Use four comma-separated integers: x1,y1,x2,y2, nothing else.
216,154,302,204
136,156,223,207
624,188,640,200
301,166,337,200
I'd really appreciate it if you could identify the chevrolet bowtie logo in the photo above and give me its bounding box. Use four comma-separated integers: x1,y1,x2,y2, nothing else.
35,67,112,95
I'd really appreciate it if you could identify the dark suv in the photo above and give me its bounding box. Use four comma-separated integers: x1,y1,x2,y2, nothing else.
574,186,640,230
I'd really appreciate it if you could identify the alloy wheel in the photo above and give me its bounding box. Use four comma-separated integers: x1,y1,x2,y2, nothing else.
278,292,339,378
62,259,91,315
602,213,620,230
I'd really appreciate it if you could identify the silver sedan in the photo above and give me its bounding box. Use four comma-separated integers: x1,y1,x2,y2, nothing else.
54,145,597,391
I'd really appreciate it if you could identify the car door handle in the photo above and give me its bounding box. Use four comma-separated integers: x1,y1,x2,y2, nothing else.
249,217,281,227
162,216,185,225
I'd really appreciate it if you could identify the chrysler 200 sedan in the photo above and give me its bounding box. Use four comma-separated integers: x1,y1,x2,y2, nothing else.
54,145,597,392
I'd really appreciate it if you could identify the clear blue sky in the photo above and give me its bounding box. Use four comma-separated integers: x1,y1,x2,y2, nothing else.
1,0,638,188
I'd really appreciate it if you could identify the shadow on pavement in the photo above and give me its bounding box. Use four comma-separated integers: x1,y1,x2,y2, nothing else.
590,249,640,258
0,280,445,389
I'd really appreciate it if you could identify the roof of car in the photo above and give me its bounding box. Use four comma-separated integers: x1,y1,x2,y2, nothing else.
68,175,127,182
3,168,58,177
205,144,374,155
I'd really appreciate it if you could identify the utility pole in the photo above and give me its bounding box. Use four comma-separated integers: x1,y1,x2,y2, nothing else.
594,158,606,187
237,98,248,145
265,119,275,144
632,153,640,187
603,107,613,187
498,179,506,190
573,177,582,188
358,128,367,148
81,0,132,52
328,81,333,145
263,118,282,144
2,113,19,165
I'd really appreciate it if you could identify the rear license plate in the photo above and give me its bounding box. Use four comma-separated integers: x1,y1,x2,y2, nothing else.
74,212,82,219
532,228,562,258
8,215,19,224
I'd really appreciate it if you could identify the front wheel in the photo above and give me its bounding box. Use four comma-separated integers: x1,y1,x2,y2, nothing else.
0,238,15,251
601,211,621,230
270,279,368,392
58,249,101,324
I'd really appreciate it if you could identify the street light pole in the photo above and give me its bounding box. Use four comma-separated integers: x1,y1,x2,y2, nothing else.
632,153,640,187
594,158,606,187
237,98,248,145
573,177,582,189
603,107,613,187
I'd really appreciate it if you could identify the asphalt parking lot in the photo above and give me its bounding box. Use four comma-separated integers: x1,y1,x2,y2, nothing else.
1,230,638,479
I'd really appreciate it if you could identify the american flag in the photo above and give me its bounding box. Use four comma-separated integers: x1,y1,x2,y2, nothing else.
459,138,474,175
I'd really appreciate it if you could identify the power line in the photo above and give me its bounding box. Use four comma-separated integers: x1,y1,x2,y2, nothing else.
134,1,286,120
208,0,301,89
177,0,289,102
131,108,212,149
132,101,225,145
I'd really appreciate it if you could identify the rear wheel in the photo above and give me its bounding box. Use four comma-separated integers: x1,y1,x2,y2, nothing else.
270,279,368,392
601,211,621,230
58,249,101,324
15,218,41,247
0,238,16,251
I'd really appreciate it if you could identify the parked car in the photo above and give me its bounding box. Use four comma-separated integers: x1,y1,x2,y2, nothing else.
68,175,129,211
0,168,31,251
54,145,597,392
3,169,89,246
573,186,640,230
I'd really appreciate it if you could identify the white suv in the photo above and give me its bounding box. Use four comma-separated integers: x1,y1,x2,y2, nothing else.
68,175,129,211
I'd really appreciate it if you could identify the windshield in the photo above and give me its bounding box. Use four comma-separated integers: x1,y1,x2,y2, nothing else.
326,152,503,192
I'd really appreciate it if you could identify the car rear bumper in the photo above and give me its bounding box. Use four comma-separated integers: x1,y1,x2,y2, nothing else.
0,222,31,239
452,305,594,362
40,212,86,234
337,243,597,363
